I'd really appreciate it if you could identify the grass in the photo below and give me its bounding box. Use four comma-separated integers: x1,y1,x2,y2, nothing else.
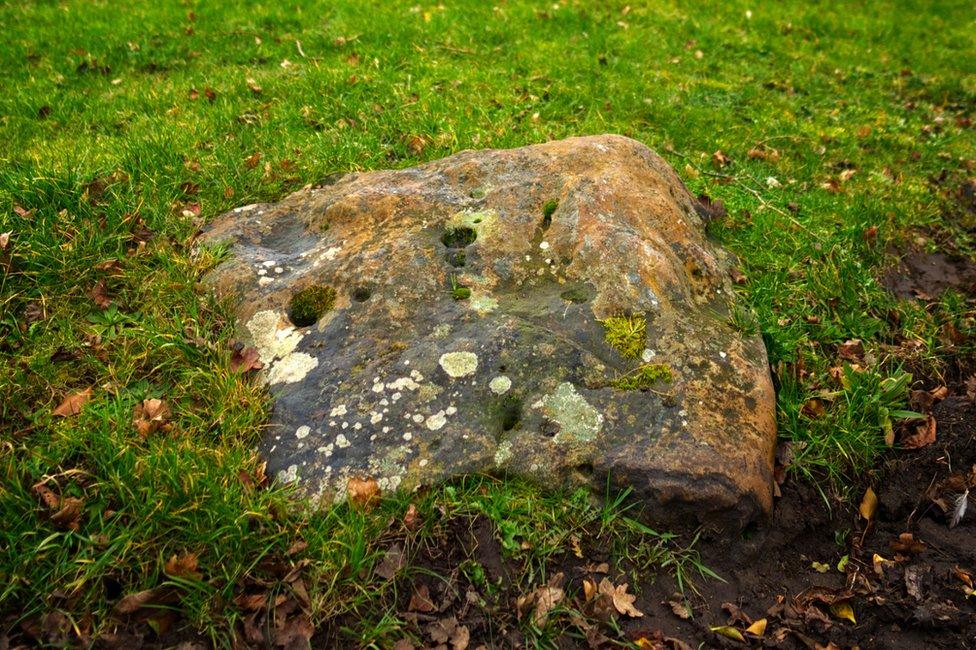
1,0,974,644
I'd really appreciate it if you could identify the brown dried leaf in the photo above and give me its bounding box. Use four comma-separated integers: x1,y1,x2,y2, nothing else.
33,483,61,510
374,544,404,581
347,476,380,510
837,339,864,362
89,280,112,308
164,553,201,580
901,415,937,449
133,398,172,437
230,345,263,373
668,596,692,619
406,134,427,156
711,149,732,168
50,497,84,530
234,593,268,611
53,388,93,417
114,587,175,615
891,532,926,555
408,584,437,613
402,503,419,531
598,578,643,618
516,573,565,626
426,616,468,650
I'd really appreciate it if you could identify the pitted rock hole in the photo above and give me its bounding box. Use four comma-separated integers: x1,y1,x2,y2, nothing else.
288,285,336,327
441,226,477,249
541,198,558,230
498,395,522,432
352,286,372,302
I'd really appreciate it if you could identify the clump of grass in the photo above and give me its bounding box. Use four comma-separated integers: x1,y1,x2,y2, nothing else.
450,275,471,300
611,363,673,390
289,285,336,326
541,198,558,228
602,315,647,359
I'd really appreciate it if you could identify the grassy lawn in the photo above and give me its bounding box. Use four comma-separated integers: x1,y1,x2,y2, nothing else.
1,0,974,645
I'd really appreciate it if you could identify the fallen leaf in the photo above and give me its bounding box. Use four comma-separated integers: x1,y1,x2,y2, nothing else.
133,398,172,437
953,565,973,589
598,578,643,618
694,193,727,221
234,593,268,611
582,578,598,601
408,584,437,613
406,134,427,156
245,152,262,169
246,77,262,94
668,596,692,619
33,483,61,510
517,573,565,625
50,497,84,530
402,503,419,530
426,616,469,650
859,486,878,520
829,601,856,623
710,625,745,642
53,388,93,417
230,345,263,373
837,339,864,362
891,532,926,556
901,415,937,449
745,618,767,636
204,87,216,102
347,476,380,510
90,280,112,308
811,561,830,573
801,398,826,419
374,544,404,581
711,150,732,168
114,587,176,615
164,553,202,580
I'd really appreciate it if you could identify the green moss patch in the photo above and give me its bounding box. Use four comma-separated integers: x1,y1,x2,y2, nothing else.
288,285,337,326
611,363,673,390
542,198,558,229
602,315,647,359
441,226,477,248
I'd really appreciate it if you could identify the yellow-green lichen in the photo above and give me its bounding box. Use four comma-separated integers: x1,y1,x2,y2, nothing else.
602,315,647,359
610,363,673,390
288,285,336,327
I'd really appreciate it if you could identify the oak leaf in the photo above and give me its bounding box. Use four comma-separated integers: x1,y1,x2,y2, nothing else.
53,388,93,417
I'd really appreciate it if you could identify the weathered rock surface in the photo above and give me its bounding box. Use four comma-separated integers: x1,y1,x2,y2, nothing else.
201,135,776,530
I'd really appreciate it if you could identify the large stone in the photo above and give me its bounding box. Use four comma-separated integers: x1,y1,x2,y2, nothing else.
201,135,776,530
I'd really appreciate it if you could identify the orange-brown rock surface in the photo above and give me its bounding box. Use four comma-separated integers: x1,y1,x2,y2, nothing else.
201,135,776,530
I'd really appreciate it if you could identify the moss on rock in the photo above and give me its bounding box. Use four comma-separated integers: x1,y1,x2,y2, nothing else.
602,315,647,359
288,285,336,326
610,363,673,390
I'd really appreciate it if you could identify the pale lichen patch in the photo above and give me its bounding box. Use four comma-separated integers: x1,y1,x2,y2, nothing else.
541,382,604,444
469,294,499,315
295,425,311,439
245,310,318,385
489,375,512,395
439,351,479,378
494,440,513,466
426,410,447,431
266,352,318,385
